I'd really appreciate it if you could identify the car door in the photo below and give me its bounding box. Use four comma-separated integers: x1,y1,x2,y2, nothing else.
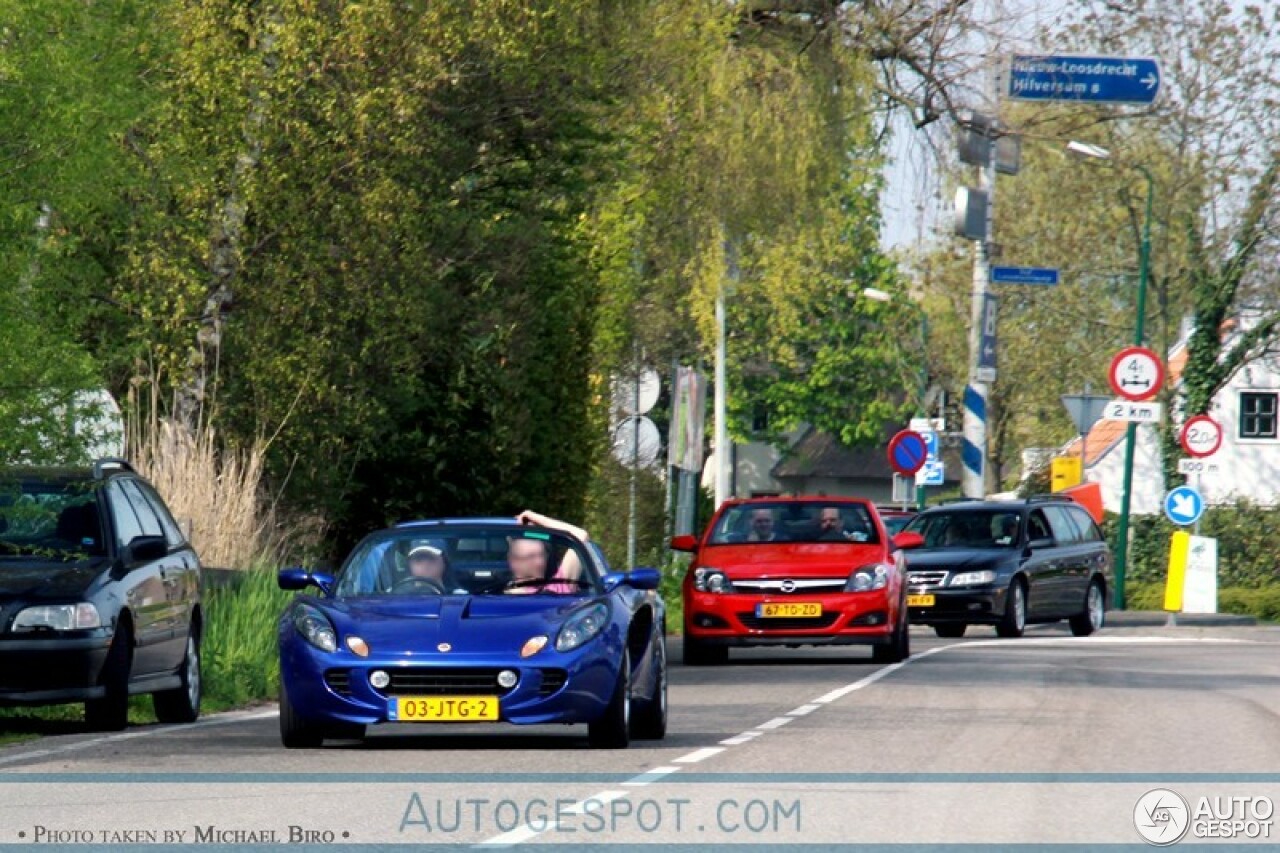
117,479,189,671
133,479,199,644
1066,506,1111,603
105,481,170,676
1042,505,1088,617
1022,509,1063,619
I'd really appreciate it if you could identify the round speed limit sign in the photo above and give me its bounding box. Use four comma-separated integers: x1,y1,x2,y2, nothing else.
1179,414,1223,458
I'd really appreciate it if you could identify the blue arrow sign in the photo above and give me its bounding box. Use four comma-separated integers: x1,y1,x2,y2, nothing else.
1008,55,1161,105
1164,485,1204,526
922,430,939,461
991,266,1060,286
978,293,998,372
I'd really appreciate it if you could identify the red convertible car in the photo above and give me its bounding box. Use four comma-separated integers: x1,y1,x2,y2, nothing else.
671,497,923,665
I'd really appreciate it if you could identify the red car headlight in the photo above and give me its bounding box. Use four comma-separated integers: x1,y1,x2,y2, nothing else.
693,568,735,594
845,563,889,593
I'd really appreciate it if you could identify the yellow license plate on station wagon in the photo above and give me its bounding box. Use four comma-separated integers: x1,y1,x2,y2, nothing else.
390,695,499,722
907,594,935,607
756,602,822,618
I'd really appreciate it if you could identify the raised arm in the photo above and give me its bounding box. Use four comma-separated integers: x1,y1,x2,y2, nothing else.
515,509,589,543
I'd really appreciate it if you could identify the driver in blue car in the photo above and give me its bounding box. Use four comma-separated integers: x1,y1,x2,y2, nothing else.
406,541,466,593
506,510,590,594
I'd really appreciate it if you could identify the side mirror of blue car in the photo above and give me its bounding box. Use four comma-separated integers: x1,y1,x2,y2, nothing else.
626,567,661,591
278,567,335,595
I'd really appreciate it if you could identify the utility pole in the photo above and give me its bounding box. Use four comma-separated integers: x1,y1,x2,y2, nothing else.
713,239,737,508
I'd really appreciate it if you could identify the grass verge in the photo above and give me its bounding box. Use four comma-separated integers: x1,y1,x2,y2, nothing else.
1126,582,1280,622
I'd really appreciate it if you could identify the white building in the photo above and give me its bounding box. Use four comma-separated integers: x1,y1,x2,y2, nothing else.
1067,315,1280,514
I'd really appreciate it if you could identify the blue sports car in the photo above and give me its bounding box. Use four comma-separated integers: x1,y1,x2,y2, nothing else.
276,519,667,749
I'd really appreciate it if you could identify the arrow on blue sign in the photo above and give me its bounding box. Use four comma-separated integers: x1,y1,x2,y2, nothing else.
978,293,998,372
1164,485,1204,526
1007,55,1161,105
991,266,1060,286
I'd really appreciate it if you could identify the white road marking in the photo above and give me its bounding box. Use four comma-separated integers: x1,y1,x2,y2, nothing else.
622,765,680,786
756,716,794,730
0,708,279,769
672,746,724,764
719,731,762,746
476,790,628,847
787,703,820,716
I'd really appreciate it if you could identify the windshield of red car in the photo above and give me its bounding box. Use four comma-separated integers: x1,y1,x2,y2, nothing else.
333,527,602,597
705,502,880,545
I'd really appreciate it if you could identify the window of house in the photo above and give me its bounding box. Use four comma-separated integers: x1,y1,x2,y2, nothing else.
1240,392,1278,439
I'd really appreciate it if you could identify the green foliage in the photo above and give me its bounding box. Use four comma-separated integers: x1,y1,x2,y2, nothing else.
202,566,295,710
1104,500,1280,589
1127,582,1280,624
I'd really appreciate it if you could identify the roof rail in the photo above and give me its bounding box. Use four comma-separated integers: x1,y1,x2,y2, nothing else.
1026,493,1074,504
92,457,135,479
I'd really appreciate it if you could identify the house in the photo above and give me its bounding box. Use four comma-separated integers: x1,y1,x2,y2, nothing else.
1065,313,1280,513
703,423,961,504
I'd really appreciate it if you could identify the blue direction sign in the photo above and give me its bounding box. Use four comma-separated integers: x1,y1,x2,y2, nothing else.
991,266,1060,286
917,460,945,487
977,293,998,377
1164,485,1205,526
1008,55,1161,105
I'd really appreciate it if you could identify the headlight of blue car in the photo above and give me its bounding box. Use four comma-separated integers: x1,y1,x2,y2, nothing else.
555,602,609,652
293,603,338,653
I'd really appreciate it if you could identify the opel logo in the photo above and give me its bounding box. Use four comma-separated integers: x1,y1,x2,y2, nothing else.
437,643,452,653
780,579,796,593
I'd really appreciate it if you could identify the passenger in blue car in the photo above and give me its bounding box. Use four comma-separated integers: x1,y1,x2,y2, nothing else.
505,510,590,594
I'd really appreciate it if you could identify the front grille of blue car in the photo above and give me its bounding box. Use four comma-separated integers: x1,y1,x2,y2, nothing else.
538,669,568,696
324,669,353,697
381,667,514,696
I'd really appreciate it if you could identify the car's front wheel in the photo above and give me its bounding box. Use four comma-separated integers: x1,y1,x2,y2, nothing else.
631,638,667,740
682,635,728,666
85,625,131,732
995,578,1027,638
154,629,201,724
279,682,324,749
872,606,910,663
1069,579,1106,637
589,651,631,749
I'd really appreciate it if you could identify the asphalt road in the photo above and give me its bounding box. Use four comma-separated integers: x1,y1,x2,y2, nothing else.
2,621,1280,848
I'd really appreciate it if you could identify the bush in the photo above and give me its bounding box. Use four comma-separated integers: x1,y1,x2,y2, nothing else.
1105,498,1280,588
202,565,295,710
1125,581,1280,623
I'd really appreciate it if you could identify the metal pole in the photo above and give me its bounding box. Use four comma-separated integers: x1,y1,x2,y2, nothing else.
627,353,639,570
962,132,995,498
1111,167,1154,610
915,312,929,510
714,241,734,508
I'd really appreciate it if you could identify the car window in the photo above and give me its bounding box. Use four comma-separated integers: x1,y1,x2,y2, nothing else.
132,480,187,548
1044,506,1085,544
1027,509,1053,543
107,482,146,548
1068,506,1103,542
707,501,879,545
334,527,602,597
118,479,166,540
0,478,106,558
904,509,1021,548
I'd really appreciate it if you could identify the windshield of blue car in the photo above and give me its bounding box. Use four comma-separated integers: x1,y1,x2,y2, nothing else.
903,509,1023,549
332,527,602,597
705,501,880,545
0,479,106,561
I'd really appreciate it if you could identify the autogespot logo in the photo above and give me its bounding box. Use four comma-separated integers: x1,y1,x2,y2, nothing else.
1135,788,1191,846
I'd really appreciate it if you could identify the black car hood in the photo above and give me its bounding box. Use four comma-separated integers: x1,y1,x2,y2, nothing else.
0,560,105,601
904,548,1014,570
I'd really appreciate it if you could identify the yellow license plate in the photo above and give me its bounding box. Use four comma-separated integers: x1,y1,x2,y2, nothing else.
756,602,823,618
390,695,499,722
907,594,935,607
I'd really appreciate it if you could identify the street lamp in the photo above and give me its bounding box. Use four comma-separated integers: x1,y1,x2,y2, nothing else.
864,287,931,510
1067,140,1155,611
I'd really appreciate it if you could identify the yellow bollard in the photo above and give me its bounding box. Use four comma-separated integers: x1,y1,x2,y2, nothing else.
1164,530,1190,612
